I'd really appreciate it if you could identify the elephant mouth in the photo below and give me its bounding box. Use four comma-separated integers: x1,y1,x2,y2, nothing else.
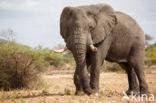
53,44,97,53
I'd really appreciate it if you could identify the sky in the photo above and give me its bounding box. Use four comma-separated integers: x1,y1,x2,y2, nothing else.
0,0,156,48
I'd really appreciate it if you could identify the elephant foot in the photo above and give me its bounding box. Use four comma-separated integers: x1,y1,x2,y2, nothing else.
126,89,149,97
84,88,95,95
75,91,84,96
126,89,139,96
140,88,149,96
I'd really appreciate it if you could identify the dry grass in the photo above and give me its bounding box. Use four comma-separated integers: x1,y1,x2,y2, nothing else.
0,71,156,103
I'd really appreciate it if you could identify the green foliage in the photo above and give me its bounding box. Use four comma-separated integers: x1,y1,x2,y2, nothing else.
0,42,75,90
52,44,75,66
39,48,74,67
43,48,65,66
145,44,156,65
101,61,124,73
0,42,48,90
100,61,107,71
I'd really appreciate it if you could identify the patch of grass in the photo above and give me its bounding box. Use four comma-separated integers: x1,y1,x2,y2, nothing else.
0,90,19,100
38,80,51,91
70,93,75,99
19,98,25,103
41,89,49,95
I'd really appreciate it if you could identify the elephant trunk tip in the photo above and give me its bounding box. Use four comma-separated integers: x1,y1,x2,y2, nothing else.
90,44,97,52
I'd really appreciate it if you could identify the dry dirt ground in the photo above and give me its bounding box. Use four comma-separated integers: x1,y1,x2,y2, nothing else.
0,70,156,103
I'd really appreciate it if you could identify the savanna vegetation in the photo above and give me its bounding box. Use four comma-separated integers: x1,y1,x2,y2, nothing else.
0,29,74,90
145,44,156,65
0,41,75,90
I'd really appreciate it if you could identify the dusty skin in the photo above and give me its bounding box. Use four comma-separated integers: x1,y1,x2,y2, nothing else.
0,69,156,103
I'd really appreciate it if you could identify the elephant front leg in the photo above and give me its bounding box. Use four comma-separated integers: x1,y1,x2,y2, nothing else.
89,37,112,95
90,48,105,94
90,63,101,94
90,53,103,94
74,68,83,95
74,62,94,95
79,62,94,95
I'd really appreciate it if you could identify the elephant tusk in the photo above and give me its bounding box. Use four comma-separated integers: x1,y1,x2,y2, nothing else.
90,44,97,52
53,47,67,53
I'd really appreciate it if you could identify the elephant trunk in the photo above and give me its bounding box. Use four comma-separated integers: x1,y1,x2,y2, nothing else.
72,31,92,92
72,33,86,65
73,44,86,65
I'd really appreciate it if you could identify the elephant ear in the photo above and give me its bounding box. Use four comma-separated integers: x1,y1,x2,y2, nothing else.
60,7,72,43
91,4,117,44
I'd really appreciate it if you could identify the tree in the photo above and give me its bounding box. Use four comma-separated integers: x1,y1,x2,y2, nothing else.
0,28,15,42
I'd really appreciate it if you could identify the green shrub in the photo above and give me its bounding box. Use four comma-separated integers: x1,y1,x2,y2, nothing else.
44,52,66,66
39,48,74,67
100,61,107,71
0,43,48,90
101,61,124,73
145,44,156,65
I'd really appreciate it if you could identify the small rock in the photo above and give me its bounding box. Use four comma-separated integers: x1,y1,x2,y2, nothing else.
64,88,72,95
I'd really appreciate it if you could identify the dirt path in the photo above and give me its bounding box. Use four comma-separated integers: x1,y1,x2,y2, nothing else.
45,72,117,78
45,74,73,78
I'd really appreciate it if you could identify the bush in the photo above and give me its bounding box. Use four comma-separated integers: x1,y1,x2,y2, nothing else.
101,61,125,73
0,43,48,90
145,44,156,65
39,48,75,67
43,49,67,66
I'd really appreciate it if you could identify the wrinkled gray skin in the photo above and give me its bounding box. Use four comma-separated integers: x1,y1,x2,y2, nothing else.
60,4,149,95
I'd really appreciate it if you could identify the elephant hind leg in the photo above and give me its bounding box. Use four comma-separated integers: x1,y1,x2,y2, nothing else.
119,62,139,95
129,49,149,95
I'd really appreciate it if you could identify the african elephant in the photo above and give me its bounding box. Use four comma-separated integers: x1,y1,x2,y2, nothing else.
58,4,149,95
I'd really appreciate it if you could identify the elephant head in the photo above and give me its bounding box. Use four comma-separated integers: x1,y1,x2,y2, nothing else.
59,4,117,64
